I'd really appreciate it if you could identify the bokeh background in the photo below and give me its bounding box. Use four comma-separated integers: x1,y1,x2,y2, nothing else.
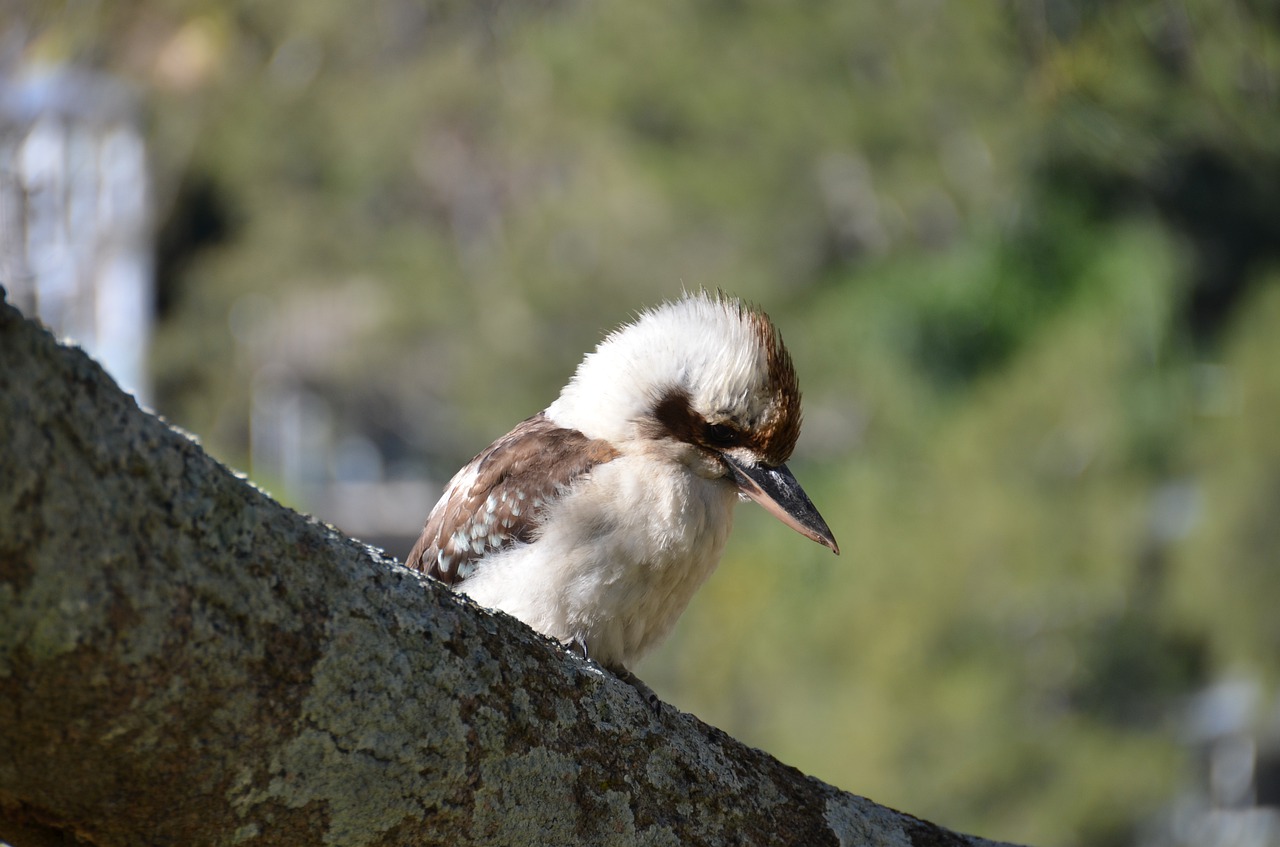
4,2,1280,845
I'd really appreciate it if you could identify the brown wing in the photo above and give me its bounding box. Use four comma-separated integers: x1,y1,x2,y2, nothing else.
405,412,620,584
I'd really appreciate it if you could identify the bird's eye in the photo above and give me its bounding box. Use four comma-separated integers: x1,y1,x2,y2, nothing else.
705,423,740,448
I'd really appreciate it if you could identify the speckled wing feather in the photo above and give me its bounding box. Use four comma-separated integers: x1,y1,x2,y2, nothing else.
406,412,620,584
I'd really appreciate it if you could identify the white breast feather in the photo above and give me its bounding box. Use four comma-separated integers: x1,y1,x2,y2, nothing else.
457,452,738,668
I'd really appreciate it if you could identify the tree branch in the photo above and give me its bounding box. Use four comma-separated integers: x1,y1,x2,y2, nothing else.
0,293,1019,847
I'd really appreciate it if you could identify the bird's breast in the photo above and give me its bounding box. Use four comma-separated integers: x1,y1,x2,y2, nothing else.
457,453,738,668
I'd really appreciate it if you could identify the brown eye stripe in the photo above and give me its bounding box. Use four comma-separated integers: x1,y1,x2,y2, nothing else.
649,388,702,444
648,387,792,463
702,422,746,449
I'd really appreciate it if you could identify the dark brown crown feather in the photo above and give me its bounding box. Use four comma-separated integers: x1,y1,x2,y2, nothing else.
745,304,802,467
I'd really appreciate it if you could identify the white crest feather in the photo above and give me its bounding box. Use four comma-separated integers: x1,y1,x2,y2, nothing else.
546,292,778,443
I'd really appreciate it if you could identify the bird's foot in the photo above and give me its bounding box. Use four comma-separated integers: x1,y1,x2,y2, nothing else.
563,639,661,715
566,636,590,660
610,666,664,716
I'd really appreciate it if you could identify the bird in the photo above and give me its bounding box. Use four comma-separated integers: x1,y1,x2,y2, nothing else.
405,291,838,710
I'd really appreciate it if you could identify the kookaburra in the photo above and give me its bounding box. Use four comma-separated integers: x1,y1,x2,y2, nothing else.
406,292,837,709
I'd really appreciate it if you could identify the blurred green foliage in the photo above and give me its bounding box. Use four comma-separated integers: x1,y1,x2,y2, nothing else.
11,0,1280,844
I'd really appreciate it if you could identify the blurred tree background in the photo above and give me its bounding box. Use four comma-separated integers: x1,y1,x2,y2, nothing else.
6,1,1280,844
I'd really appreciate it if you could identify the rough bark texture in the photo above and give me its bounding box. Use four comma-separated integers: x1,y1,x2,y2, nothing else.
0,292,1020,847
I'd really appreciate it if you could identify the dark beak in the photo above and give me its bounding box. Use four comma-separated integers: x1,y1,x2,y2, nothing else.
722,456,840,554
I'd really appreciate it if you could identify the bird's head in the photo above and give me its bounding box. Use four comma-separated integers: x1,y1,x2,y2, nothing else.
545,291,839,554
